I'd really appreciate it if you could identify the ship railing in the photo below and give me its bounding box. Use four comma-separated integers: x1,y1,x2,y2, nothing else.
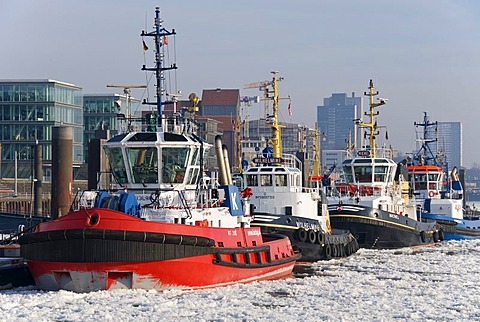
354,147,395,159
251,153,302,172
140,113,199,135
332,182,390,198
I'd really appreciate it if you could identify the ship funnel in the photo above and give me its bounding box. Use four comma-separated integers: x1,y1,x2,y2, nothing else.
215,135,228,185
222,144,233,185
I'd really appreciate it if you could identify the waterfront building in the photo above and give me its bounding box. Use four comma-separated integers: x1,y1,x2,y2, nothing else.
83,94,141,162
0,79,83,180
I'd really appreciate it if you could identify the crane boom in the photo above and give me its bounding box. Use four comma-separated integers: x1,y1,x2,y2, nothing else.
243,81,270,89
106,84,147,89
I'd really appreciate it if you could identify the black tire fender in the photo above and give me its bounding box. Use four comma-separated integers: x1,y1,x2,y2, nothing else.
420,231,426,243
297,228,308,243
324,244,333,259
308,230,317,244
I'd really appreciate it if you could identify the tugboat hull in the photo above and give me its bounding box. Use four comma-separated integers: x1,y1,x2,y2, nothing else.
26,256,295,292
329,205,439,249
419,213,480,240
19,208,300,292
251,213,359,261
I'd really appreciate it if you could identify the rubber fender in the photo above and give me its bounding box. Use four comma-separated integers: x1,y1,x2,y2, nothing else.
438,229,445,241
324,244,333,259
317,231,325,244
420,231,426,243
307,230,317,244
432,230,439,243
297,228,308,243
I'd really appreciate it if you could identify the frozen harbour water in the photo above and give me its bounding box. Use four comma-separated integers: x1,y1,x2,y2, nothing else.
1,239,480,322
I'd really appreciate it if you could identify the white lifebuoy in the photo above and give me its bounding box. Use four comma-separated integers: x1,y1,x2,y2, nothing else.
428,191,435,198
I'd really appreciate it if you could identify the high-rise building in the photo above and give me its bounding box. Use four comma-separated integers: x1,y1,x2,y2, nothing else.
0,79,84,180
317,93,362,150
434,122,463,168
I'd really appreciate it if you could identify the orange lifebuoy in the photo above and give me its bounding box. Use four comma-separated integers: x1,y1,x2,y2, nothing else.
428,191,435,198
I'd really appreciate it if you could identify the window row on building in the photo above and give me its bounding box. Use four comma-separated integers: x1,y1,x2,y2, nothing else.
0,82,82,106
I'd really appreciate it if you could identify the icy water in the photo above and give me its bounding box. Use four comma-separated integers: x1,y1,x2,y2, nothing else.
1,240,479,321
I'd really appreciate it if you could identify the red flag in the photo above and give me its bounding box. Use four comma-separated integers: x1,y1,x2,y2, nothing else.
163,36,168,45
288,103,292,116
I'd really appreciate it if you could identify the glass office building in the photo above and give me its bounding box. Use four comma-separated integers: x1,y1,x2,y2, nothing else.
83,94,141,162
317,93,362,150
0,79,83,179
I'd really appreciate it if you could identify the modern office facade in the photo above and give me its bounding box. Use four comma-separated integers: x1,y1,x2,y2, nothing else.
83,94,141,162
0,79,84,179
317,93,362,151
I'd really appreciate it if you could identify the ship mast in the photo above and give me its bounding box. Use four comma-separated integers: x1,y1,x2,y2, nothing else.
268,71,290,158
359,79,387,158
413,111,442,166
311,123,320,177
141,7,177,130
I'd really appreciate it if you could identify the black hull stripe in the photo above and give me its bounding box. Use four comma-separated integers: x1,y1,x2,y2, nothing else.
20,230,294,267
19,228,215,247
330,213,433,232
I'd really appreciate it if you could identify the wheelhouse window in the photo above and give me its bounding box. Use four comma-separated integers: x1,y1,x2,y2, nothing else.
104,147,128,184
428,173,441,190
127,147,158,184
374,166,388,183
275,174,288,186
354,166,372,183
162,147,190,184
246,174,258,186
260,174,273,186
343,166,353,183
411,173,427,190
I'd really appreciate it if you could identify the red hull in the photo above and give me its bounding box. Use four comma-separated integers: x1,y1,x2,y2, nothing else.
20,208,299,292
27,257,295,292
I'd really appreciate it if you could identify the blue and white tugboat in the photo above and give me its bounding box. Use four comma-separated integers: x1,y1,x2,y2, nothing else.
241,73,358,261
408,112,480,240
327,80,442,249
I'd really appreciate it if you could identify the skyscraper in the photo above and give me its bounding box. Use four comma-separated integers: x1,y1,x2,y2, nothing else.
317,93,362,151
435,122,463,168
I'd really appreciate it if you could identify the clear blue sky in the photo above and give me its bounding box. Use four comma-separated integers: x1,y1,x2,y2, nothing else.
2,1,480,166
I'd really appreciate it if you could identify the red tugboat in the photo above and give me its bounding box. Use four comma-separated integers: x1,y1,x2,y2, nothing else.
19,7,299,292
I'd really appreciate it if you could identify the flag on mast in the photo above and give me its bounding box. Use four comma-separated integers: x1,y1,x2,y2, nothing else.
288,102,292,116
163,36,168,45
142,40,149,51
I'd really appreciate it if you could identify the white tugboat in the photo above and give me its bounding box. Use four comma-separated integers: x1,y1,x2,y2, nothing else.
242,72,358,261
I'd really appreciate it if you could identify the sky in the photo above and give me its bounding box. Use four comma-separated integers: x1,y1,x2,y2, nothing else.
1,239,480,320
2,1,480,166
